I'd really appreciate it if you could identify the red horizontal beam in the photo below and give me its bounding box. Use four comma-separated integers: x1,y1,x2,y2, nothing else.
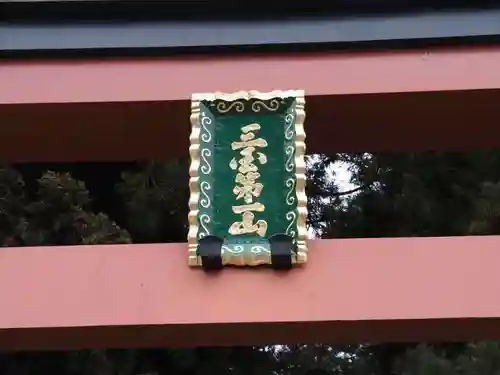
1,236,500,350
2,46,500,104
2,90,500,162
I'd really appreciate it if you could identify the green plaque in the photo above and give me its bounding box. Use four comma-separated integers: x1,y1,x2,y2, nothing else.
188,90,307,269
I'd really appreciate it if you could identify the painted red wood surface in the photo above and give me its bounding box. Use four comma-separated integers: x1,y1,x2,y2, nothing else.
2,46,500,163
1,236,500,349
1,90,500,162
2,46,500,104
1,46,500,349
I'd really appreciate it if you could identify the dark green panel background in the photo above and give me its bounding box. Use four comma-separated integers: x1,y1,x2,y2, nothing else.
198,98,297,241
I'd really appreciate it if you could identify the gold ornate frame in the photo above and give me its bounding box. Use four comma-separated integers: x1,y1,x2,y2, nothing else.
188,90,307,267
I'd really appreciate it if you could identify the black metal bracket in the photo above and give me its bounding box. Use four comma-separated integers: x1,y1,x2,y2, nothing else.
197,235,224,271
198,233,296,270
268,233,296,270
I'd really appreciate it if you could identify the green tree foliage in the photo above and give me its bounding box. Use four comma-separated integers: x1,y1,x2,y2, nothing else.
0,168,130,247
115,160,188,243
3,150,500,374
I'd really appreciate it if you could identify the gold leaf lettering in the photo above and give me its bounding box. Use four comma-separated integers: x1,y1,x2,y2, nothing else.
232,202,265,214
241,123,261,133
231,137,268,151
233,171,263,203
228,122,268,237
229,211,268,237
229,157,238,170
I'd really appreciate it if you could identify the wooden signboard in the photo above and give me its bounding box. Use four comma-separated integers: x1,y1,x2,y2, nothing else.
188,90,307,270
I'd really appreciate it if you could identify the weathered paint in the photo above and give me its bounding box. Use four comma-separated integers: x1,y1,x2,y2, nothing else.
3,47,500,104
0,236,499,349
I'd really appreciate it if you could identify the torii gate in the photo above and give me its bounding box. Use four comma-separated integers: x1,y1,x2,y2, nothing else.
1,47,500,349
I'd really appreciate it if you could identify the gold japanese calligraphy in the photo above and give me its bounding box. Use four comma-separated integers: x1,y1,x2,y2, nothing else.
229,211,268,237
233,172,263,203
229,123,268,237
